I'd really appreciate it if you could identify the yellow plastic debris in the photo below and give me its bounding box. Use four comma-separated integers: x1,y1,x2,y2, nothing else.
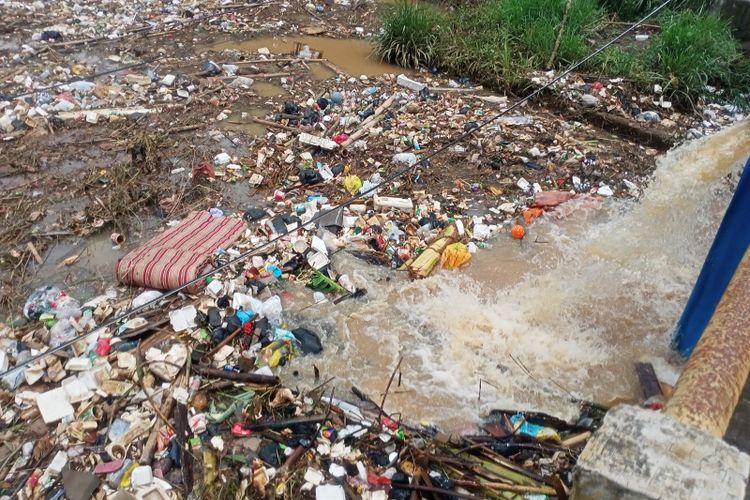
268,348,282,368
440,242,471,269
343,175,362,194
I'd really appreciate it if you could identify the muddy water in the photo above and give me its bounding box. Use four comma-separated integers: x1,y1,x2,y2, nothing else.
250,81,287,97
208,36,403,77
279,120,750,429
221,107,269,136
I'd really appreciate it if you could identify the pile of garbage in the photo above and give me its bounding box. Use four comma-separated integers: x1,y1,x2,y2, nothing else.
531,70,746,142
0,262,605,498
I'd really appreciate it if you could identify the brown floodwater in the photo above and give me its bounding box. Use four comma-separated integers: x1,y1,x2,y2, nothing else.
250,80,287,97
309,61,336,81
221,107,269,136
30,118,750,432
277,120,750,430
207,36,405,77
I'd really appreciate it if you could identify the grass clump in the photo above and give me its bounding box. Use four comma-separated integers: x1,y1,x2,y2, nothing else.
599,0,711,21
648,10,748,106
375,1,444,69
725,58,750,109
479,0,604,66
589,46,654,82
439,0,604,89
375,0,749,109
440,29,533,89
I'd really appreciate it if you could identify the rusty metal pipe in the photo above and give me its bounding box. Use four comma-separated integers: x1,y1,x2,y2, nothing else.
665,248,750,437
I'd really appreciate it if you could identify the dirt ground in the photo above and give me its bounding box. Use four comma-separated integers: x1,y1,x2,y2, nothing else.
0,0,734,318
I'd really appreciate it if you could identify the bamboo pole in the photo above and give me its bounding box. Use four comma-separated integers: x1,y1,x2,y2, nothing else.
665,248,750,437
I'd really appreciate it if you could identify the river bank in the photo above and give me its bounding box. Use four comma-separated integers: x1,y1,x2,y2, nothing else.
0,0,749,497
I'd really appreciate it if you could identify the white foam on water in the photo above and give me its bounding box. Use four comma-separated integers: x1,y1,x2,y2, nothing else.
281,120,750,429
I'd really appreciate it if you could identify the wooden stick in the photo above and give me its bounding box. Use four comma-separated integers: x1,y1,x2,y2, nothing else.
220,72,291,80
200,325,243,363
341,93,397,148
191,364,279,385
377,357,403,425
561,430,592,448
453,479,557,495
277,445,306,474
398,483,482,500
140,383,179,464
320,59,347,77
605,21,660,29
430,86,484,93
174,402,194,492
223,57,327,66
547,0,573,69
252,117,308,133
245,414,327,431
26,242,43,265
167,124,203,134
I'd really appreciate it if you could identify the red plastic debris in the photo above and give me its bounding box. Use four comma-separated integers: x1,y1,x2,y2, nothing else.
368,471,391,486
95,338,111,356
333,133,349,144
231,422,252,437
192,161,216,179
380,415,399,430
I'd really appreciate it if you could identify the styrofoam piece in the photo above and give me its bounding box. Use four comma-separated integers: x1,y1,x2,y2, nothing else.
36,387,74,423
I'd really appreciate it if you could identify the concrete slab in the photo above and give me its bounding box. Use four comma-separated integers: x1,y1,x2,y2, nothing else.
573,405,750,500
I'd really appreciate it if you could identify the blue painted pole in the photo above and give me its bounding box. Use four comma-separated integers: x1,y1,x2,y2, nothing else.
673,156,750,356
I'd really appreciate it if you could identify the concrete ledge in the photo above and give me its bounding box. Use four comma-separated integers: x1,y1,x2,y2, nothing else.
572,405,750,500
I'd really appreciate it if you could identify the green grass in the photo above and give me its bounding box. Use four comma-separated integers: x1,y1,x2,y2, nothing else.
725,58,750,109
477,0,604,66
598,0,712,21
440,28,533,89
375,0,749,109
591,46,650,79
375,1,444,69
438,0,605,89
647,10,747,106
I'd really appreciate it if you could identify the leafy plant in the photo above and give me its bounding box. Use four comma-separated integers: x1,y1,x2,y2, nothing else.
307,269,345,293
375,1,444,69
590,46,651,80
598,0,712,21
373,0,749,109
647,10,745,105
479,0,604,66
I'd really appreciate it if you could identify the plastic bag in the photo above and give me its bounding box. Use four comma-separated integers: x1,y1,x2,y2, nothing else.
23,286,78,320
132,290,164,309
440,243,471,269
50,319,76,347
262,296,283,326
343,175,362,194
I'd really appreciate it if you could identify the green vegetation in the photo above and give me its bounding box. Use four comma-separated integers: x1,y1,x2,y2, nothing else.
647,10,746,105
374,0,750,109
439,14,534,88
598,0,711,21
475,0,604,66
375,1,444,69
591,46,650,80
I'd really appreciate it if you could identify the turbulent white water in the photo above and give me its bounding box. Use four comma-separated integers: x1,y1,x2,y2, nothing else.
280,120,750,430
